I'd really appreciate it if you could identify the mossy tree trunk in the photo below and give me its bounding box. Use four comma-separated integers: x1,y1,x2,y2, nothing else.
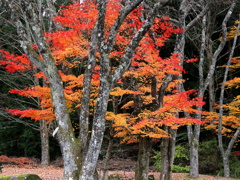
135,136,152,180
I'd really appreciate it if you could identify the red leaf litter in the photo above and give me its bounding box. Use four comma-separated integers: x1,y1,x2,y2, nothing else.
0,155,238,180
0,155,63,180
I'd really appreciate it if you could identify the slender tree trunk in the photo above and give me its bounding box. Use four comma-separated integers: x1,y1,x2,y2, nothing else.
223,155,230,177
187,0,236,177
188,128,199,178
160,127,177,180
102,130,114,180
135,137,152,180
80,33,112,178
218,14,240,178
40,120,50,165
160,137,170,180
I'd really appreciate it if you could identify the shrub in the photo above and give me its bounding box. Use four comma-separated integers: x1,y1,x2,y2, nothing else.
152,144,190,173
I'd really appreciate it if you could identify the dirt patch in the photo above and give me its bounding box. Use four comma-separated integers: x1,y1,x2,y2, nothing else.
98,157,137,172
1,166,239,180
0,156,239,180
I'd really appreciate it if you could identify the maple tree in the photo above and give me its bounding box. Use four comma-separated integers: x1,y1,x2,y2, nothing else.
1,1,240,179
1,0,179,179
0,49,53,165
0,1,206,179
111,57,204,143
0,49,83,124
106,22,205,179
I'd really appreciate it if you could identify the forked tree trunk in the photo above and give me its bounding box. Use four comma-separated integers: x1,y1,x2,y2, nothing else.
218,14,240,178
187,0,236,177
135,136,152,180
160,128,177,180
40,120,50,165
5,0,172,179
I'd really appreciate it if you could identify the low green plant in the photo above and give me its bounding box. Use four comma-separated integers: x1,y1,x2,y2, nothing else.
230,156,240,178
0,174,41,180
172,165,189,173
199,138,221,174
151,149,161,171
108,174,123,180
152,144,190,173
218,155,240,178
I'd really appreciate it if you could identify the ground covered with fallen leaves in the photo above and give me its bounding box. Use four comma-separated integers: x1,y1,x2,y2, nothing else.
0,155,239,180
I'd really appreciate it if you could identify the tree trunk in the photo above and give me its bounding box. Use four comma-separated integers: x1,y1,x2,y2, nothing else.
217,7,239,178
40,120,50,166
102,129,114,180
80,50,112,179
160,128,177,180
135,136,152,180
188,132,199,178
56,133,81,180
4,1,172,179
223,155,230,178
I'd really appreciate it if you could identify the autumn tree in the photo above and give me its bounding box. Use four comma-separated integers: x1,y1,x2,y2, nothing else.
108,20,205,179
1,0,174,179
163,0,237,178
192,0,238,178
151,0,211,178
0,49,53,165
0,0,65,165
204,17,240,177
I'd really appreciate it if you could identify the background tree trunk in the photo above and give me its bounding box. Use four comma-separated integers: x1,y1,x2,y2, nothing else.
102,134,113,180
135,137,152,180
40,120,50,166
187,128,199,177
160,127,177,180
217,14,240,178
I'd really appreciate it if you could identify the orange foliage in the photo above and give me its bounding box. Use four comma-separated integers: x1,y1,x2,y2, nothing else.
0,1,201,140
107,18,203,143
0,50,34,73
204,96,240,137
204,46,240,137
112,90,204,143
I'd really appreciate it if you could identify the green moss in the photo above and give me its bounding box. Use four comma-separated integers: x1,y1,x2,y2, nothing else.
0,174,42,180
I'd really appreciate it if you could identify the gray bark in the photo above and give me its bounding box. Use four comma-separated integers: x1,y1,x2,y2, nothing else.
2,0,177,179
187,127,199,178
135,137,152,180
218,14,240,178
5,1,81,179
78,0,104,162
43,33,81,179
172,0,191,178
102,131,113,180
159,0,190,178
160,128,177,180
40,119,50,166
186,0,236,177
